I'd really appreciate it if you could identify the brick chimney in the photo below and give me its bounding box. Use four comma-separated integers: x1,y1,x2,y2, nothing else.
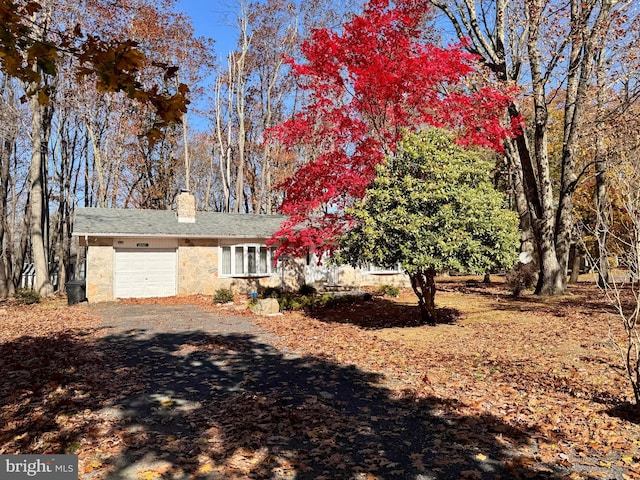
177,190,196,223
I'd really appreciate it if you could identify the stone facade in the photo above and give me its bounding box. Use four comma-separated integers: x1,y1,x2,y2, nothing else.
176,191,196,223
86,245,114,302
334,264,409,288
80,233,407,303
81,236,306,302
177,239,219,296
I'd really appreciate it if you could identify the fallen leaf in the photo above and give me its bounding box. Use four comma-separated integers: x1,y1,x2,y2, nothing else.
136,470,162,480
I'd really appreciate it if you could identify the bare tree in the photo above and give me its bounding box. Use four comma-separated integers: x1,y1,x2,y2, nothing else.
431,0,635,295
595,162,640,407
24,2,56,297
0,74,18,297
214,62,234,212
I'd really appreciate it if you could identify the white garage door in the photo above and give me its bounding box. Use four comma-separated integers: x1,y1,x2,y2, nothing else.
114,249,177,298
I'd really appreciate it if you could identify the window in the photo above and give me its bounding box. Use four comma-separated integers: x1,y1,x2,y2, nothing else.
362,262,403,274
220,245,278,276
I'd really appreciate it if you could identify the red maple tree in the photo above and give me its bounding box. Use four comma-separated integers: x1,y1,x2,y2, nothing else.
271,0,519,257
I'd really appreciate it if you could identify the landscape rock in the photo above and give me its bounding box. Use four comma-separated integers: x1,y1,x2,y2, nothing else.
251,298,280,316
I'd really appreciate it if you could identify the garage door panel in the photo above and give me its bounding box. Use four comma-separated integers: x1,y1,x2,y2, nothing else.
115,249,176,298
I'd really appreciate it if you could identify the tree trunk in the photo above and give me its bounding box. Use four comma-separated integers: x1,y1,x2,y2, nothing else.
234,16,250,214
556,0,615,289
0,73,17,298
215,69,232,212
410,269,437,325
594,46,611,287
7,144,28,296
177,74,190,192
12,200,30,294
505,140,537,258
28,92,54,297
525,0,566,295
85,120,108,207
430,0,622,297
535,244,565,295
52,117,78,293
0,134,12,298
569,246,582,284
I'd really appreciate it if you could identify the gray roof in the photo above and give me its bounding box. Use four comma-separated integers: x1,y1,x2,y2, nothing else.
73,207,287,239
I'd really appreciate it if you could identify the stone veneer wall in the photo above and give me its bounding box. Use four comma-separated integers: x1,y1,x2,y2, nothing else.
337,264,410,288
177,239,219,295
86,245,114,302
84,238,320,301
177,192,196,223
177,240,296,295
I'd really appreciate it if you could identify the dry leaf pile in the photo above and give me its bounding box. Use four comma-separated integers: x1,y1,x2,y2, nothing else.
0,282,639,479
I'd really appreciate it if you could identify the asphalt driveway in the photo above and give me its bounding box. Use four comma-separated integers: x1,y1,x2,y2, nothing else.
90,302,280,343
85,302,568,480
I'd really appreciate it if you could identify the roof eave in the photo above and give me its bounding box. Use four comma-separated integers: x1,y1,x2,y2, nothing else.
72,232,274,239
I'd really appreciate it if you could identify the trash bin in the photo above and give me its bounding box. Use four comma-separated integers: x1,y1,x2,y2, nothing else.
66,280,86,305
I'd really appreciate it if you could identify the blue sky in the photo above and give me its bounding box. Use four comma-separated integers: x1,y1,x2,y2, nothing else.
174,0,244,129
175,0,240,58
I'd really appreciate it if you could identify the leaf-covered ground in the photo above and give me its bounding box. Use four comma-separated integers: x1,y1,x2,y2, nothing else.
1,279,639,479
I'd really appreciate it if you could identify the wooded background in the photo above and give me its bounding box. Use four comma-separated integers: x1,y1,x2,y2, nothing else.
0,0,638,299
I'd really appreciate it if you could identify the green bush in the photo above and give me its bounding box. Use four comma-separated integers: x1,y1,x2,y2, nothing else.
278,294,313,311
213,288,234,304
316,293,334,307
378,284,400,297
287,298,304,311
273,291,374,312
15,288,40,305
277,296,288,310
314,292,372,308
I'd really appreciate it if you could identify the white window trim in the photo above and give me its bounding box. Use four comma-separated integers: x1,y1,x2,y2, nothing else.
219,244,279,277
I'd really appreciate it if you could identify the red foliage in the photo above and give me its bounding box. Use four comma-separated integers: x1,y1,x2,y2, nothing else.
270,0,519,258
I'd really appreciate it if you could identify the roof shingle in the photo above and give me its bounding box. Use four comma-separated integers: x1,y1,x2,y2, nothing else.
72,207,287,239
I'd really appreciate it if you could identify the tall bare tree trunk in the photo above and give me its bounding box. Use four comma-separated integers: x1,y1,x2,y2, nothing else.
85,120,108,207
256,28,291,214
0,74,17,298
234,12,250,213
431,0,625,296
111,131,124,208
0,129,12,298
215,69,232,212
28,91,54,297
505,140,536,260
177,74,191,192
526,0,565,295
594,47,610,287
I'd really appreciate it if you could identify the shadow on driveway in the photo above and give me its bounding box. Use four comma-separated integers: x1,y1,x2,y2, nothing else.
1,303,580,479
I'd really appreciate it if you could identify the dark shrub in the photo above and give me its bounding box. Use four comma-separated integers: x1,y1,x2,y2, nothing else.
298,284,317,296
213,288,234,304
261,286,283,299
15,288,40,305
505,263,537,296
